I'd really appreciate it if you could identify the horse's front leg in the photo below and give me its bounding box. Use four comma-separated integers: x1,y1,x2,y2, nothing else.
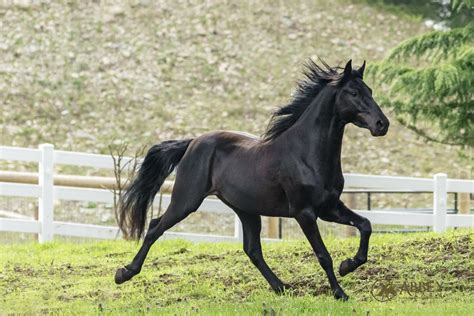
319,200,372,276
235,211,289,294
295,208,348,300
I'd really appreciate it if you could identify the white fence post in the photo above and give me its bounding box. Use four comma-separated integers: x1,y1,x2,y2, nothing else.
433,173,447,233
234,215,243,242
38,144,54,242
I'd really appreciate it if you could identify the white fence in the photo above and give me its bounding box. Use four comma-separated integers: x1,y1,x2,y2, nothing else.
0,144,473,243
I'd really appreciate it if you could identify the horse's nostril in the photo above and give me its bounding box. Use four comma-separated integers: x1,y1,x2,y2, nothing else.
376,120,384,130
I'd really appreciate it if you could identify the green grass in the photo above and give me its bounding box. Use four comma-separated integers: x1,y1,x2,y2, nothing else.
0,230,472,315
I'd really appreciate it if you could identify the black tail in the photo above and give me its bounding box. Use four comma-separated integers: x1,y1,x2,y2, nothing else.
117,139,193,239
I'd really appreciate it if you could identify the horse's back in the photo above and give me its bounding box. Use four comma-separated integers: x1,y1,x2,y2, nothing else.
199,130,261,147
173,130,260,188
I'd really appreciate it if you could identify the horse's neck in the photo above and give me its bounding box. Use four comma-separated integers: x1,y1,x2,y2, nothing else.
283,87,345,172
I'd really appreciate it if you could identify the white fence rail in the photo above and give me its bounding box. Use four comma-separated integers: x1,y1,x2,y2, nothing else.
0,144,473,243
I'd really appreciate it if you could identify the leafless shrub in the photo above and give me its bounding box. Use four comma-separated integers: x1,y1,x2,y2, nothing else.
108,143,146,231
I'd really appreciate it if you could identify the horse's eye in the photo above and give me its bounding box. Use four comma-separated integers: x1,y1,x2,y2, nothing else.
350,91,358,97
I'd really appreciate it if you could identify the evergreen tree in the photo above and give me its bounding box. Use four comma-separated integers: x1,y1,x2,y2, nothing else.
371,2,473,147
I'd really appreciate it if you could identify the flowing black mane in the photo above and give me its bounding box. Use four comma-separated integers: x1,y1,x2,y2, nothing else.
263,59,343,141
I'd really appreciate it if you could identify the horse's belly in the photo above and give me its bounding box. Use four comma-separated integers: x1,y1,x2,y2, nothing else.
215,181,289,217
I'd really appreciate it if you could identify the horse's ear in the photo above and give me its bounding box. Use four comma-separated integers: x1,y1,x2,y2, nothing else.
358,60,366,78
343,59,352,79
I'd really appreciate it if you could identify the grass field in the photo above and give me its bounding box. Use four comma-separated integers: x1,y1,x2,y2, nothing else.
1,230,472,315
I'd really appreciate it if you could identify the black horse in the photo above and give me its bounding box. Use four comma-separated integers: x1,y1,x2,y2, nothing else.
114,59,389,300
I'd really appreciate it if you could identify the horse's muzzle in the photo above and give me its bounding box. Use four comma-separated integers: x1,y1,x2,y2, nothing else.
370,117,389,136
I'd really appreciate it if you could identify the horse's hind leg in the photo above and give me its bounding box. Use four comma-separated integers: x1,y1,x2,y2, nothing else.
115,171,208,284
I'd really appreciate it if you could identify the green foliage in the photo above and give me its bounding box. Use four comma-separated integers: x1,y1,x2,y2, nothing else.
371,17,474,147
387,22,474,61
452,0,474,12
356,0,474,27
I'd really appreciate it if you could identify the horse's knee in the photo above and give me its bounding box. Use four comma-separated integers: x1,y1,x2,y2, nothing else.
316,252,333,270
359,217,372,235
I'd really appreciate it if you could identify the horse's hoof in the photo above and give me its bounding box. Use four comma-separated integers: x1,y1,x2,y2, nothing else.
339,258,354,277
115,267,133,285
274,283,293,295
334,288,349,301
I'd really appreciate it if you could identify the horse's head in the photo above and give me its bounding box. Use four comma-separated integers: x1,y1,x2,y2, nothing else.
335,60,389,136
